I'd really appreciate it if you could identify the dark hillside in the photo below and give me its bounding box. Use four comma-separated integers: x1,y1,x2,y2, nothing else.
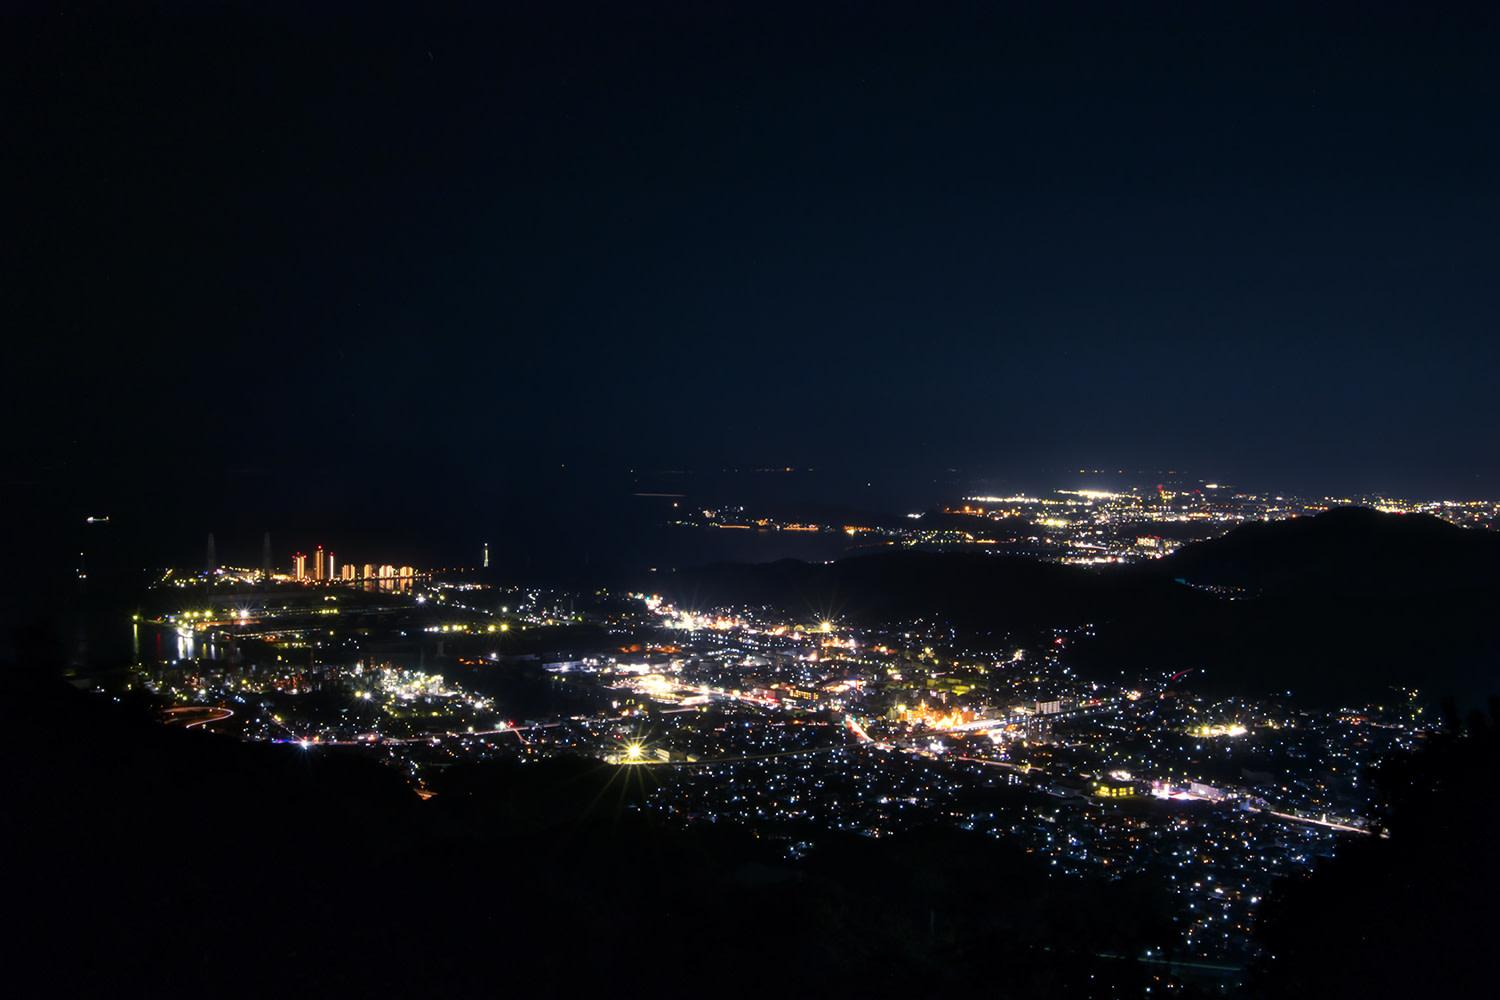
7,657,1172,997
1076,508,1500,705
1160,506,1500,594
656,513,1500,708
655,550,1211,641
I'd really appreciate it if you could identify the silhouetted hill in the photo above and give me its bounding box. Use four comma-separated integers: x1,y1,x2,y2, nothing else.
654,513,1499,708
1075,509,1500,706
654,549,1211,642
1161,505,1500,594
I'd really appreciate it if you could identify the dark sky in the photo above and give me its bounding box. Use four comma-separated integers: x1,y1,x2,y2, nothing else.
9,2,1499,568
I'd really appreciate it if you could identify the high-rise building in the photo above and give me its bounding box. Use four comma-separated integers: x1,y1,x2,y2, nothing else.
327,552,336,581
314,546,325,582
206,533,216,573
483,542,489,569
294,552,307,580
341,563,355,582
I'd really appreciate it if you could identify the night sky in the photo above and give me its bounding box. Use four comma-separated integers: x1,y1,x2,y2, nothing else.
9,2,1499,570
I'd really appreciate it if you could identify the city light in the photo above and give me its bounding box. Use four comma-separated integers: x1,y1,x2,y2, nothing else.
116,484,1476,978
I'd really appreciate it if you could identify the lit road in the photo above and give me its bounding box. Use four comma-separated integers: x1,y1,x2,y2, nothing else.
162,706,234,728
1247,806,1374,836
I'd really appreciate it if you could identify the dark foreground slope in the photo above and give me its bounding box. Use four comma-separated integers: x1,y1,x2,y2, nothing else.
1245,703,1500,997
6,666,1172,999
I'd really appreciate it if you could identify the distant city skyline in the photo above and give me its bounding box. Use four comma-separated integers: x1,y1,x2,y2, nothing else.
83,468,1500,579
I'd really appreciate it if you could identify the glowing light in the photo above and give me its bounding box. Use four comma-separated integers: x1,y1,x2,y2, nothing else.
1193,723,1248,738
